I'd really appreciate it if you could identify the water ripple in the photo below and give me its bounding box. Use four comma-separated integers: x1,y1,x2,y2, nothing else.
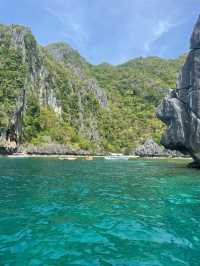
0,158,200,265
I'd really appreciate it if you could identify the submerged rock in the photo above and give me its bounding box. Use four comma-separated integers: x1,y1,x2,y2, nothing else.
156,15,200,166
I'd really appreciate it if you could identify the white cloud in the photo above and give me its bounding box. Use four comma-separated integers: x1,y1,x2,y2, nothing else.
42,0,198,64
144,20,174,52
144,18,186,53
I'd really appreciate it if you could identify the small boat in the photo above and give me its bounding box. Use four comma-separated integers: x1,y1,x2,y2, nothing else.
67,156,77,160
105,155,129,160
59,156,77,160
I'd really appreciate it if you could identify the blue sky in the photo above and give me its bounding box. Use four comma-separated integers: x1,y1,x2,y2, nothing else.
0,0,199,64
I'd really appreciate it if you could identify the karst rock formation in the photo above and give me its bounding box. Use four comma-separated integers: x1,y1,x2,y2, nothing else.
157,15,200,167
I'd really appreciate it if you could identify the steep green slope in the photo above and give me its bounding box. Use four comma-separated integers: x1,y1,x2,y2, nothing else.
46,42,90,76
89,56,186,152
0,24,186,153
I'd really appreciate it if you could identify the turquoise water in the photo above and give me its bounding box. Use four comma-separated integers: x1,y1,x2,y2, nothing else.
0,158,200,266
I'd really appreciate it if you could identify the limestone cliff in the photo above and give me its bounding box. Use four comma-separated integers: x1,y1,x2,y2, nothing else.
0,24,107,152
156,15,200,166
46,43,108,142
0,25,62,143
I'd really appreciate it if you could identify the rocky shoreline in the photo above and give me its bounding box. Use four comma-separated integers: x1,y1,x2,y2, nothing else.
0,139,191,160
1,153,192,161
18,144,93,156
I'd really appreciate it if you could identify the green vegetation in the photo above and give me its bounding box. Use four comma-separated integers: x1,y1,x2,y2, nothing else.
0,27,27,146
89,56,186,152
0,24,186,153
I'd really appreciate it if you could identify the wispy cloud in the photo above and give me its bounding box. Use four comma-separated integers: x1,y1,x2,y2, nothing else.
144,19,179,53
143,14,191,55
18,0,198,64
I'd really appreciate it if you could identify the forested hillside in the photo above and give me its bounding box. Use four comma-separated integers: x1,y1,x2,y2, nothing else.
0,24,186,153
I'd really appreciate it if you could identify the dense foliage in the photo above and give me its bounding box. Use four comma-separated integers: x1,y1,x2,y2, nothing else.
89,56,186,152
0,24,186,153
0,25,27,131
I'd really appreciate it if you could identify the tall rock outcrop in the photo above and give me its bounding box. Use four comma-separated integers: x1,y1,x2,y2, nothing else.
156,15,200,167
0,24,108,152
135,138,163,157
135,138,184,157
0,25,62,144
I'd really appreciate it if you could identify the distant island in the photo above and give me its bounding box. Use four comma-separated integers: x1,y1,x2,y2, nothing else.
0,23,186,156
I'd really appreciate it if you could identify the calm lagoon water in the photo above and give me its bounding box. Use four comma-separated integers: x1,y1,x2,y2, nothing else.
0,158,200,266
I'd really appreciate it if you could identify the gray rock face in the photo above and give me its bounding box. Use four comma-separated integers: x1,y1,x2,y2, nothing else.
162,148,184,158
191,15,200,49
135,138,163,157
156,15,200,165
135,138,184,157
